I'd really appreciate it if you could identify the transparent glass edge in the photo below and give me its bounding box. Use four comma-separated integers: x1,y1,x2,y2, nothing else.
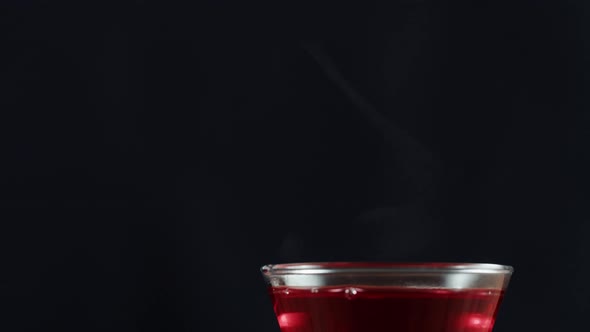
261,263,514,276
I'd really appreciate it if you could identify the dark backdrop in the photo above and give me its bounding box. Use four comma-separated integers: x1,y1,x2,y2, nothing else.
2,1,589,331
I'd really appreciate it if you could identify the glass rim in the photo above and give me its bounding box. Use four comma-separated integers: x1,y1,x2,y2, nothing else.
261,262,514,276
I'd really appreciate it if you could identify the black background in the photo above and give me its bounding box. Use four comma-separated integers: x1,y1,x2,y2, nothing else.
2,1,589,331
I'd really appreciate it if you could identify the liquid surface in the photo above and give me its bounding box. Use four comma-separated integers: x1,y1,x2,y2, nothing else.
269,286,504,332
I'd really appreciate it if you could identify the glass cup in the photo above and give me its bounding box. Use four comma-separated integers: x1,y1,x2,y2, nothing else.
261,262,513,332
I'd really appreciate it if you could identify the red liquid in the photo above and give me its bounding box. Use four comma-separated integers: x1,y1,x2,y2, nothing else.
269,286,504,332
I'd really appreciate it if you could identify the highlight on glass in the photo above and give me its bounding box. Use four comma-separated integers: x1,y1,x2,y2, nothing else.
261,262,513,332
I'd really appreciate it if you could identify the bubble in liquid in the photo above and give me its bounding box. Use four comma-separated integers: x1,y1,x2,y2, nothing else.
282,288,290,295
277,313,308,328
311,288,319,293
344,287,358,299
457,313,494,330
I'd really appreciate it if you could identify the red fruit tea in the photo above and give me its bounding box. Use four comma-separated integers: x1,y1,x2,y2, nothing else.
269,286,504,332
